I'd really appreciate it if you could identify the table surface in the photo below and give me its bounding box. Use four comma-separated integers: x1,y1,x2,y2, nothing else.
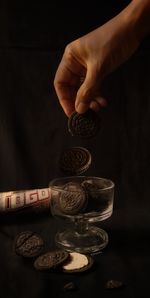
0,183,150,298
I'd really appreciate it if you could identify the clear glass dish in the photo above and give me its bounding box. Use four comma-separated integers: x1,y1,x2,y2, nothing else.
49,176,114,254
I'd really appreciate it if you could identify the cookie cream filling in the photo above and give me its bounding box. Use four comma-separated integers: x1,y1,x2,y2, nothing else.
62,252,88,270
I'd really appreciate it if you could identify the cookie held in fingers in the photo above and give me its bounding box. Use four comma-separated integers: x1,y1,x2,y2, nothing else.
34,249,69,270
59,146,91,175
14,230,44,258
62,252,94,273
68,109,101,139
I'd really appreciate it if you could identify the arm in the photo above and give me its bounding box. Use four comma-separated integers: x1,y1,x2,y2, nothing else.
54,0,150,116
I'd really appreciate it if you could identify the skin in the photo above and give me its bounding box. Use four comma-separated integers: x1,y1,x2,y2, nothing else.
54,0,150,117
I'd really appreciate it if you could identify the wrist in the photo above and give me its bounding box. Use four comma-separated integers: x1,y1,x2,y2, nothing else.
122,0,150,43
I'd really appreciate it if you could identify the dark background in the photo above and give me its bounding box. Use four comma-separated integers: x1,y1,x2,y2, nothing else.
0,0,149,193
0,1,150,298
0,0,134,191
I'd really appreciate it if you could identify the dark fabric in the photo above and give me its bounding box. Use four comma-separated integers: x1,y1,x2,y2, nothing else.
0,0,131,49
0,0,133,191
0,0,149,192
0,2,150,298
0,46,150,192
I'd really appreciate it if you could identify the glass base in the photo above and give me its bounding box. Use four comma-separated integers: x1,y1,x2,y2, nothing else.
55,226,108,254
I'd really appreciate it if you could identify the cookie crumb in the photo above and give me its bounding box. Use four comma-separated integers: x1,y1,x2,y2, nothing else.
105,279,125,289
63,282,77,291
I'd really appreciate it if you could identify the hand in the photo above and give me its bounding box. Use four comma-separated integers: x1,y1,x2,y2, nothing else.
54,0,149,117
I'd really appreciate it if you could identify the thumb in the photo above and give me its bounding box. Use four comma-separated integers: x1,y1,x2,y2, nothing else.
75,64,98,113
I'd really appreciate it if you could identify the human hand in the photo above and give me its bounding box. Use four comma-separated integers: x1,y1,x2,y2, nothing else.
54,0,149,117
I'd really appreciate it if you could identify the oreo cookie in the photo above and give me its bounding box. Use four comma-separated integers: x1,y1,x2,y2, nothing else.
14,230,44,258
34,249,69,271
62,252,94,273
82,179,100,194
68,109,101,139
59,182,88,215
59,147,91,175
81,180,100,211
81,179,109,213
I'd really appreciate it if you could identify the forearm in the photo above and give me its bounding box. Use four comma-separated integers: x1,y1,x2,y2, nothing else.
121,0,150,42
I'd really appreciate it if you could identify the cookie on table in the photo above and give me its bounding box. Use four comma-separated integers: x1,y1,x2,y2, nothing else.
62,252,94,273
34,249,69,271
68,109,101,139
14,230,44,258
59,146,91,175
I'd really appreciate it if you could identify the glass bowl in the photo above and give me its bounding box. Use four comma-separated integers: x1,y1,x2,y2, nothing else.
49,176,114,254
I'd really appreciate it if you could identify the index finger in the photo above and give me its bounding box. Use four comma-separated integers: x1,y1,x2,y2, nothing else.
54,50,86,116
54,62,79,116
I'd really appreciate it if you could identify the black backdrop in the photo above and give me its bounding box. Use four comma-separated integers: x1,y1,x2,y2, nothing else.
0,0,149,193
0,2,150,297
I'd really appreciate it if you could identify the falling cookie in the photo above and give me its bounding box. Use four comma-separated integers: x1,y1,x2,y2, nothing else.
59,146,91,175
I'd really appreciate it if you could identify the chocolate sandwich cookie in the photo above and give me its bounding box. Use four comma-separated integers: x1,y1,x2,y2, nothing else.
81,179,108,212
62,252,94,273
34,249,69,271
68,109,101,139
59,147,91,175
14,230,44,258
82,179,101,194
59,182,87,215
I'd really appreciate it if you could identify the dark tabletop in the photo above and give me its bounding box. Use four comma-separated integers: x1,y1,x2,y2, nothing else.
0,1,150,297
0,181,150,298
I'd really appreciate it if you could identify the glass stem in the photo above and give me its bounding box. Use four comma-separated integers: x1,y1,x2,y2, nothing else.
75,218,89,234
